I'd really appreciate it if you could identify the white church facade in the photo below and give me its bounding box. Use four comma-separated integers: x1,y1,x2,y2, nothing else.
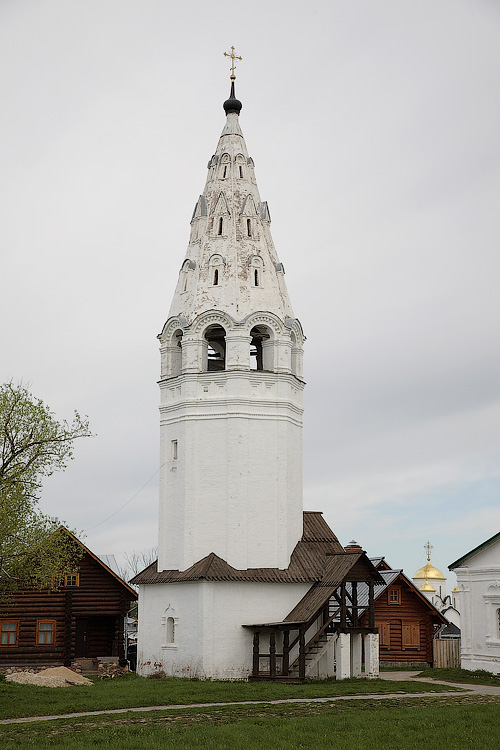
133,64,382,680
449,532,500,674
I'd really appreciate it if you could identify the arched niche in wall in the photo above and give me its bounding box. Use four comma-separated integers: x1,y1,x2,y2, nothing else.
180,259,195,293
204,325,226,372
161,606,178,648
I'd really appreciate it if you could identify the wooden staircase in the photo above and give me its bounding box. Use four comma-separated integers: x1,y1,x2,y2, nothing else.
288,633,337,679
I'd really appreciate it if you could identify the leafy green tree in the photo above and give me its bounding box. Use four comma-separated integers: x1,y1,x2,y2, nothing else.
0,382,92,595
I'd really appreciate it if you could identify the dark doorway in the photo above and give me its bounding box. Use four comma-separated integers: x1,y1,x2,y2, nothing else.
75,618,90,657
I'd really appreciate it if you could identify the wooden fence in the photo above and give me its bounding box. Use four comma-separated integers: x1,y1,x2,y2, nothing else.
433,638,460,668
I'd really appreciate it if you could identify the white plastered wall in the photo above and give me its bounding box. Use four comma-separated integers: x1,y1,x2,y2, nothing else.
454,539,500,674
137,580,310,679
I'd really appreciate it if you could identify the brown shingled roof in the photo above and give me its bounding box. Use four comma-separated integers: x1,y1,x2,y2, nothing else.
285,552,383,624
130,511,344,585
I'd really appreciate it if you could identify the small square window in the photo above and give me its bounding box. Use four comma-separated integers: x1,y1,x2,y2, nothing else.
64,574,80,587
388,587,401,605
37,620,56,646
0,621,19,647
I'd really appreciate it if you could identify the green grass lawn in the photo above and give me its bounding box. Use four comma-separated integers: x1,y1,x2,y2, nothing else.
0,673,460,720
415,668,500,686
0,695,497,749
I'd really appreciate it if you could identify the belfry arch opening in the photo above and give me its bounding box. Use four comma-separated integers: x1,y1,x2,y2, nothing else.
250,326,273,371
204,325,226,371
169,329,183,378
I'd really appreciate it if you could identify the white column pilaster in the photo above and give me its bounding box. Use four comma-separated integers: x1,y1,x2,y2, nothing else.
364,633,379,679
336,632,351,680
350,633,363,677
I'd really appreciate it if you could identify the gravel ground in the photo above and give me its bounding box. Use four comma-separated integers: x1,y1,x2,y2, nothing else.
6,667,93,688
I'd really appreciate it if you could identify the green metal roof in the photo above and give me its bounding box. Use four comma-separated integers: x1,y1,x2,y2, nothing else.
448,531,500,570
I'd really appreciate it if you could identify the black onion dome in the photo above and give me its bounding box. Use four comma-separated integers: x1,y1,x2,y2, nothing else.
223,81,242,115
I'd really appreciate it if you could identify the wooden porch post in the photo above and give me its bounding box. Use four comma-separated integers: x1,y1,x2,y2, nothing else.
299,626,306,680
252,631,260,677
368,580,375,629
283,629,290,676
340,582,347,629
64,591,73,666
270,630,276,678
352,581,358,627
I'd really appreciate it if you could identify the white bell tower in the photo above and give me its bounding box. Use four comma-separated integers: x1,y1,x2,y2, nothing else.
157,73,305,573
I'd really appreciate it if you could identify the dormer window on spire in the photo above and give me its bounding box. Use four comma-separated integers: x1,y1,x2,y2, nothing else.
220,153,230,179
208,254,225,286
248,255,263,287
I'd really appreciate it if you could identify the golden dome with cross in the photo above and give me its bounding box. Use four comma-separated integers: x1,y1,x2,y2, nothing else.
413,542,446,580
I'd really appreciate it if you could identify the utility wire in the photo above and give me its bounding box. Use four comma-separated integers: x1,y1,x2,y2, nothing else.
83,464,164,532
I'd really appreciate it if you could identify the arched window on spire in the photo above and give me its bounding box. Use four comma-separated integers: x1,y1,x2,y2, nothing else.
220,153,230,179
248,255,263,288
208,254,225,288
235,153,246,179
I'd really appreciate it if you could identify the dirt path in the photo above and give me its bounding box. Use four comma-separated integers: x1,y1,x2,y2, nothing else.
1,674,498,726
379,671,500,696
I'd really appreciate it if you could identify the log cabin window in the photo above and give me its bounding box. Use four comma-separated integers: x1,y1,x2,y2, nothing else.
37,620,56,646
379,622,391,649
0,621,19,647
388,587,401,605
64,574,80,587
402,622,420,649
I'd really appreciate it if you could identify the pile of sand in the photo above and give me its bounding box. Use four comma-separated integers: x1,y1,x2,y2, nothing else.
6,666,93,688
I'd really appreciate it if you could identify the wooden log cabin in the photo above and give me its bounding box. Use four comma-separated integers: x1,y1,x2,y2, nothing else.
354,555,448,666
0,528,137,668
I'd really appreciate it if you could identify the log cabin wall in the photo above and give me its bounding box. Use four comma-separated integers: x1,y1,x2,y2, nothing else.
359,575,438,664
0,546,137,667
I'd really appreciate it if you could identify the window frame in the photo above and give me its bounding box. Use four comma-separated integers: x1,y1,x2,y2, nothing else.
402,622,420,650
378,622,391,649
0,620,19,647
64,573,80,587
36,619,56,646
388,586,401,605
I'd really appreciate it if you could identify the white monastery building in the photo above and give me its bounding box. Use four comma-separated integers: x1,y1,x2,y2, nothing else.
449,532,500,674
133,58,382,680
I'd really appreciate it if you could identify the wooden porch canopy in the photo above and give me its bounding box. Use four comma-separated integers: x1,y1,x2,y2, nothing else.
244,552,384,680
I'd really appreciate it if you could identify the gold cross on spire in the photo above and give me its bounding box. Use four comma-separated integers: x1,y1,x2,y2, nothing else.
424,541,433,562
224,46,242,81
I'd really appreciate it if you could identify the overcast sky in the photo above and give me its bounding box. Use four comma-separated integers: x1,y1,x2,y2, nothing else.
1,0,499,584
